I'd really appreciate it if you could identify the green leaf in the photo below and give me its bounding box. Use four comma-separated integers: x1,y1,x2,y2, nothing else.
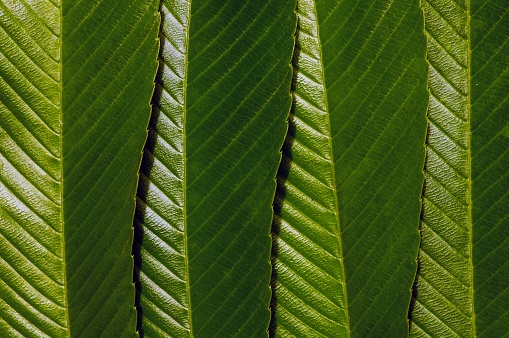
270,0,428,336
134,0,296,336
409,0,509,336
0,1,159,336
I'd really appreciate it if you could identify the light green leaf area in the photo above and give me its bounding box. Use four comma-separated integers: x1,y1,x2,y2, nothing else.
409,0,509,336
0,1,159,337
271,0,428,336
409,0,471,336
134,0,296,336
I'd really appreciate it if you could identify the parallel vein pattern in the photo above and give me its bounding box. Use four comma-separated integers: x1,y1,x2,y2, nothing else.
186,2,295,334
409,0,472,336
410,0,509,336
0,1,64,336
136,0,297,336
271,0,349,336
135,0,191,336
1,1,159,336
470,0,509,336
320,0,428,334
272,0,428,336
321,0,428,333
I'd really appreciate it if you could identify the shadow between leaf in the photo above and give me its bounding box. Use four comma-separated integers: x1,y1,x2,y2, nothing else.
269,14,301,337
407,123,430,330
133,6,166,335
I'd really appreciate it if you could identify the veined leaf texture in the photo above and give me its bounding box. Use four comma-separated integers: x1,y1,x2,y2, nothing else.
134,0,296,336
409,0,509,337
1,0,508,337
270,0,428,336
0,0,159,336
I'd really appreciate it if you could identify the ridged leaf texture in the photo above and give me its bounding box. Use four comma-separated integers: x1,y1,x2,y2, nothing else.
409,0,509,336
134,0,297,336
270,0,428,336
0,1,159,336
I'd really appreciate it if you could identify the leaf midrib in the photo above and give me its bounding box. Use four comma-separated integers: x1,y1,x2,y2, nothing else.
312,1,351,336
466,0,476,335
59,3,71,337
182,0,193,336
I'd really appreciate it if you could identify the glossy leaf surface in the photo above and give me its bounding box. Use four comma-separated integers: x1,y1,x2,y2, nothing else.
134,0,296,336
409,0,509,336
0,1,159,336
271,0,428,336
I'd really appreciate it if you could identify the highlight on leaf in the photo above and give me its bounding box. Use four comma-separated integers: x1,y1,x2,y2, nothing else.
0,0,508,337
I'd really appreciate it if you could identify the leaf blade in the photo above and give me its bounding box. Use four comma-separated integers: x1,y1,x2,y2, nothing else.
409,0,472,336
410,0,509,336
135,0,297,336
271,0,428,336
270,0,349,336
134,0,190,335
470,0,509,335
0,0,159,336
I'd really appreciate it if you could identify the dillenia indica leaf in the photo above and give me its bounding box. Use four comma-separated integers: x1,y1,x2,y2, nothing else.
134,0,297,336
270,0,428,336
409,0,509,336
0,1,159,336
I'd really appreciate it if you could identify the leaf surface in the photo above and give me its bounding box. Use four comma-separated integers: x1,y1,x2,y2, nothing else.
134,0,297,336
270,0,428,336
409,0,509,336
0,1,159,336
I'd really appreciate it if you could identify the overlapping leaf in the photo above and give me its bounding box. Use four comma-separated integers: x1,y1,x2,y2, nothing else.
270,0,428,336
409,0,509,336
134,0,297,336
409,0,472,335
3,0,507,336
0,1,159,336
